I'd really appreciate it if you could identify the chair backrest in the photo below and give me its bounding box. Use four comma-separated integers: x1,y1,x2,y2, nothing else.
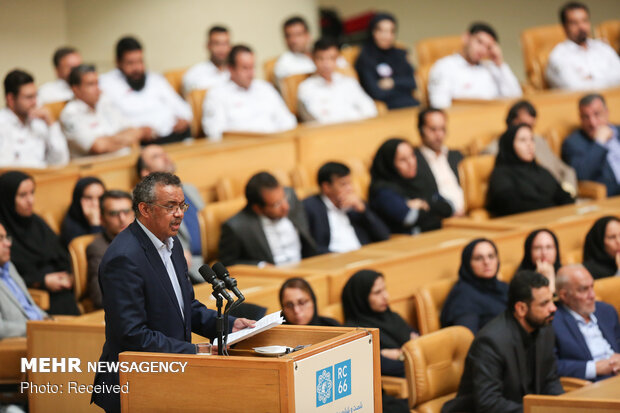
594,276,620,316
202,197,246,261
402,326,474,409
415,35,462,106
458,154,495,218
163,67,188,96
68,233,97,306
215,169,292,202
321,302,344,324
413,279,456,335
521,24,565,89
187,88,207,137
263,56,279,85
280,73,311,115
596,20,620,54
44,100,68,123
340,45,361,68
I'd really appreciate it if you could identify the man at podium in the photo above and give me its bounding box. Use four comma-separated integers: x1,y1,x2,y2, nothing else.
91,172,254,413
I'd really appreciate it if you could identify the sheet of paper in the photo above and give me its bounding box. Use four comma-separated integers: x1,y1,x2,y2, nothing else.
213,310,284,347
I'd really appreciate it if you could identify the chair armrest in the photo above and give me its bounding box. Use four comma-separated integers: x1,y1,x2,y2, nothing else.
28,288,49,311
577,180,607,200
0,337,27,382
382,375,409,399
560,376,591,392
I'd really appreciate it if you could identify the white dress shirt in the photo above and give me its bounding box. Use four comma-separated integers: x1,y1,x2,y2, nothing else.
297,73,378,124
99,69,192,137
274,51,316,80
0,108,69,168
321,195,361,253
181,60,230,96
568,308,615,380
202,79,297,141
59,94,132,158
136,219,185,318
428,53,522,108
38,79,73,105
546,39,620,91
419,146,464,215
259,215,302,266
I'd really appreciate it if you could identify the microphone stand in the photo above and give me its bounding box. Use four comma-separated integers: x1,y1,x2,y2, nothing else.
212,290,225,356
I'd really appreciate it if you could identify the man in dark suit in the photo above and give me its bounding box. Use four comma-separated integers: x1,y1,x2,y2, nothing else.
562,93,620,196
219,172,317,266
442,271,564,413
303,162,389,254
415,108,465,216
553,264,620,381
92,172,254,413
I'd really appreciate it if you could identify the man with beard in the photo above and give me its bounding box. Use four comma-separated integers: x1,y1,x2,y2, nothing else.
182,26,231,96
442,270,564,413
99,36,193,145
546,2,620,90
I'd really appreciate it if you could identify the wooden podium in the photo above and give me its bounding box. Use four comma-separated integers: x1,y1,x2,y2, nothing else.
119,325,381,412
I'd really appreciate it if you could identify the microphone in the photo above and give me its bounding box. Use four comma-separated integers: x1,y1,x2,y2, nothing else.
212,262,245,302
198,264,233,302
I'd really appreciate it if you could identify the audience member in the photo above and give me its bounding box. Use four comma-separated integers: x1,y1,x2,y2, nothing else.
303,162,389,254
546,2,620,90
484,100,577,195
428,22,522,108
415,108,465,215
279,277,339,326
441,239,508,334
553,265,620,381
137,144,205,284
517,229,562,293
582,216,620,279
60,177,105,247
38,47,82,104
0,221,46,339
487,123,574,217
342,269,418,377
355,13,418,109
442,271,563,413
202,45,297,141
0,70,69,168
86,190,134,310
182,25,231,96
298,38,377,124
0,171,78,315
369,138,453,234
562,94,620,196
273,16,316,81
60,64,151,158
219,172,317,267
99,36,192,144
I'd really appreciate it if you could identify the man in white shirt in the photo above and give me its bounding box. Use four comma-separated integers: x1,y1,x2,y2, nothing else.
274,16,316,81
298,38,377,124
0,70,69,168
546,2,620,90
38,47,82,105
182,26,231,96
60,64,152,158
99,36,193,145
202,45,297,141
415,108,465,215
428,23,522,108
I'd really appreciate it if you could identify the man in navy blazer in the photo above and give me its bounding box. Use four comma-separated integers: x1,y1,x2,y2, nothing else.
561,94,620,196
303,162,390,254
92,172,253,413
553,264,620,381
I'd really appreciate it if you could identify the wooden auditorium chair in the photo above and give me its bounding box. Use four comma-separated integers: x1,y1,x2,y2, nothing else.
202,197,246,262
596,20,620,54
458,154,495,220
0,337,27,402
163,67,188,96
415,35,462,105
263,56,278,85
402,326,474,413
594,276,620,316
68,233,97,313
43,100,68,123
413,279,456,335
214,169,293,201
520,24,565,90
187,88,207,137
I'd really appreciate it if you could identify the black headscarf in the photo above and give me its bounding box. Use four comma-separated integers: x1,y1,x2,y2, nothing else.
583,216,620,279
366,13,397,53
495,123,537,167
341,269,412,349
518,229,562,273
456,238,505,293
279,278,340,327
60,177,104,246
369,138,422,199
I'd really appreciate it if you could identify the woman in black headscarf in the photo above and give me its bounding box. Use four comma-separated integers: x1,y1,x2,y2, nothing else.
279,277,340,327
486,123,574,217
582,216,620,279
342,269,418,377
60,177,105,247
354,13,418,109
0,171,79,315
369,138,453,234
441,239,508,334
516,228,561,292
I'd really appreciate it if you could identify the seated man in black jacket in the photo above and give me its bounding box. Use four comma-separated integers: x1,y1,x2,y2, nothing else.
303,162,390,254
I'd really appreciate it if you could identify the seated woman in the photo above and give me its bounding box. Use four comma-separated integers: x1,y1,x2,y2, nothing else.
486,123,574,217
369,138,453,234
342,269,418,377
60,177,106,247
279,277,339,327
583,216,620,279
0,171,79,315
516,228,562,293
441,238,508,334
354,13,418,109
